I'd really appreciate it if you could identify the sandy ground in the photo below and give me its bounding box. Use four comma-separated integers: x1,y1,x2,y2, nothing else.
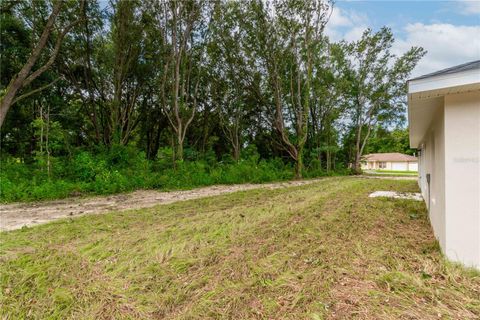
369,190,423,201
0,179,326,232
0,175,417,232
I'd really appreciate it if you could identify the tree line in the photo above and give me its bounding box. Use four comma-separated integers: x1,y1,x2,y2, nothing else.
1,0,425,178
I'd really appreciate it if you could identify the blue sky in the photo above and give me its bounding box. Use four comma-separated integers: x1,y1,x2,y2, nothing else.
326,0,480,77
336,1,480,27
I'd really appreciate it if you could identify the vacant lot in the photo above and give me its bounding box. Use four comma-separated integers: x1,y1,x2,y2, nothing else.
1,177,479,319
0,178,325,232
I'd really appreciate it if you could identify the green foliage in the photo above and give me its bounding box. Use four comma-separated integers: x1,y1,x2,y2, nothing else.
365,127,416,155
0,145,338,203
1,0,425,198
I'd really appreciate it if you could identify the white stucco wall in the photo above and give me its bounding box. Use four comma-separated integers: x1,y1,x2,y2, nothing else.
417,91,480,269
418,105,446,250
361,160,418,171
444,91,480,268
408,162,418,171
391,162,407,171
409,64,480,269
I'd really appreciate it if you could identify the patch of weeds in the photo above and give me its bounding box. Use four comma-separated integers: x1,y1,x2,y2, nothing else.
377,271,424,293
409,212,419,219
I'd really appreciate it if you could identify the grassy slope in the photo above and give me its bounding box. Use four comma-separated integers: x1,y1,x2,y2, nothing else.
1,177,478,319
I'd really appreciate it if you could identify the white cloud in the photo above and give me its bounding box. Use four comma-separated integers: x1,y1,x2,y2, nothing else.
344,26,366,42
325,5,480,78
456,0,480,15
393,23,480,77
325,7,369,42
328,6,353,28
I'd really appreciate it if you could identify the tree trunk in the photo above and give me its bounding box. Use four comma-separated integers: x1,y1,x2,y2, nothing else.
326,131,331,172
176,137,184,162
151,125,162,160
39,103,44,157
233,130,240,162
353,150,362,174
353,122,363,174
318,149,322,169
170,134,176,169
233,143,240,162
0,95,13,126
46,104,51,178
294,144,304,179
294,152,303,179
326,148,331,173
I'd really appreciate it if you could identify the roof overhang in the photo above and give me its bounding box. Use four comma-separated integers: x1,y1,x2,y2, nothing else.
408,68,480,148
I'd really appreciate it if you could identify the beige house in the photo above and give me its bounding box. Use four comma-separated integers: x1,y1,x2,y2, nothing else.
361,153,418,171
408,60,480,269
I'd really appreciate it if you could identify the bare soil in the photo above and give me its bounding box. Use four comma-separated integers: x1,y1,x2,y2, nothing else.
0,179,324,232
0,176,416,232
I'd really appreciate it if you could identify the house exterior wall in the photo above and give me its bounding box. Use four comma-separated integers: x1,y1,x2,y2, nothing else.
408,62,480,269
417,91,480,268
361,162,371,170
361,160,418,171
408,162,418,171
444,91,480,268
391,162,407,171
418,104,446,250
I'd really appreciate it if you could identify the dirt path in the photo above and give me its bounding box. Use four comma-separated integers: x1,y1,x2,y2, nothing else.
0,175,417,232
0,179,327,232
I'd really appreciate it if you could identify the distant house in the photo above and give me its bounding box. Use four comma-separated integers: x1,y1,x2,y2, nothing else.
361,152,418,171
408,60,480,269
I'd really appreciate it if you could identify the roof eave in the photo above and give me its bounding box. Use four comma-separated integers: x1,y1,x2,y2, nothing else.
408,68,480,148
408,68,480,94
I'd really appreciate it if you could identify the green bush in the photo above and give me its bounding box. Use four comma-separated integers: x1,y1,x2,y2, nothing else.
0,148,344,203
71,152,106,182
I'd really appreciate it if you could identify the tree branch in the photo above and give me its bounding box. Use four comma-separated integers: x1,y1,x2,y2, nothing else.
22,0,86,89
12,78,61,105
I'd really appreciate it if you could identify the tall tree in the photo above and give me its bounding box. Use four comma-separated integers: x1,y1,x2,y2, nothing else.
108,0,145,145
63,0,152,146
58,0,107,145
342,27,425,173
245,0,332,178
208,1,254,161
308,41,346,172
0,0,428,176
153,0,209,161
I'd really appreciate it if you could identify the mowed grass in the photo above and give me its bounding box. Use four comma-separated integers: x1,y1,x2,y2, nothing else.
364,170,418,176
1,177,479,319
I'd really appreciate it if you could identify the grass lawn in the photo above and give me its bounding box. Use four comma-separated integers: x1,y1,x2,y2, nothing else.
1,177,479,319
368,170,418,176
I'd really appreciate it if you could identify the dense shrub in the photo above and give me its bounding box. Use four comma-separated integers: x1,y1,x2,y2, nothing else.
0,145,345,203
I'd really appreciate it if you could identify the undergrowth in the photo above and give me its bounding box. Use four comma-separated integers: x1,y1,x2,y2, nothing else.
0,145,346,203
